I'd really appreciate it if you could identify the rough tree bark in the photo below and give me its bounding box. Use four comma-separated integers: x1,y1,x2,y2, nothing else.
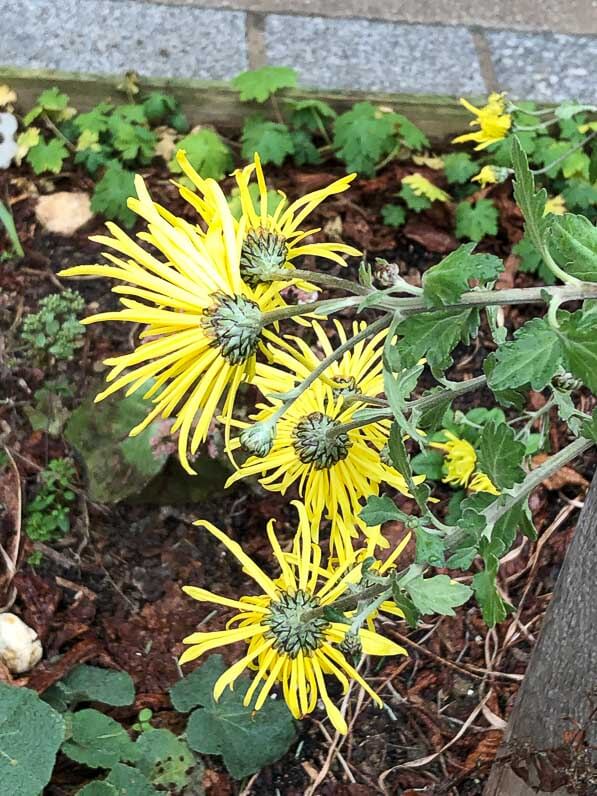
484,473,597,796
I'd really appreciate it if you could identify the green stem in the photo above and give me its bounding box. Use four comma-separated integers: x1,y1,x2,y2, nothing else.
266,313,393,422
303,582,393,622
271,268,373,296
482,436,594,535
326,375,487,439
261,283,597,327
531,131,596,176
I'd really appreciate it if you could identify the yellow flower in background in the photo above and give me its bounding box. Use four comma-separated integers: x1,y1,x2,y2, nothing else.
544,194,567,216
453,93,512,150
175,151,361,285
226,322,424,560
402,173,450,203
472,165,499,188
431,431,499,495
59,175,285,475
180,501,406,735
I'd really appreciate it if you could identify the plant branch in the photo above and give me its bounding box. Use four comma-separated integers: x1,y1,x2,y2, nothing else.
531,131,596,176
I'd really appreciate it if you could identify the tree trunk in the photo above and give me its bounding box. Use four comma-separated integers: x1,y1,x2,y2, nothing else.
484,473,597,796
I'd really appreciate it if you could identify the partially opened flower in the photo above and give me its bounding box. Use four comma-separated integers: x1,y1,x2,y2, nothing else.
471,165,509,188
544,194,566,216
431,431,499,495
453,93,512,150
175,151,361,286
59,175,286,474
226,322,424,559
180,501,406,734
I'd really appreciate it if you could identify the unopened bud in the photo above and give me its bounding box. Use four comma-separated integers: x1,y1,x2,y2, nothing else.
240,421,276,457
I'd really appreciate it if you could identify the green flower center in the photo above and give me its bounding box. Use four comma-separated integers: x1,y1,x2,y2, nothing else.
203,292,262,365
293,411,352,470
265,589,329,657
240,227,288,285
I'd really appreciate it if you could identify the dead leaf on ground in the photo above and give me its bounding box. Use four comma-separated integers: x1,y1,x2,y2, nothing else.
403,217,458,253
35,192,93,236
155,126,178,162
532,454,589,490
463,730,503,772
496,253,520,290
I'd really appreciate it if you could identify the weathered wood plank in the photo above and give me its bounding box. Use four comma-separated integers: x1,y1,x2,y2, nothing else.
484,472,597,795
0,66,473,141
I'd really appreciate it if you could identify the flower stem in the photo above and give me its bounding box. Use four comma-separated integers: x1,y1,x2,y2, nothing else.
531,131,596,176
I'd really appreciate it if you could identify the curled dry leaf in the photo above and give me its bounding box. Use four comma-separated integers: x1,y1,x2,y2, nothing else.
532,454,589,490
0,446,22,610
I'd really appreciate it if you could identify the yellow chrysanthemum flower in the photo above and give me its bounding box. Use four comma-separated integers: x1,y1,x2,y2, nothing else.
180,501,407,735
175,151,361,285
453,93,512,151
431,431,499,495
402,173,450,203
226,322,424,559
472,165,500,188
544,195,567,216
59,175,287,475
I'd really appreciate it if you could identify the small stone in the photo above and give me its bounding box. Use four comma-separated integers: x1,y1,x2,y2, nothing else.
0,613,43,673
0,112,18,169
35,192,93,236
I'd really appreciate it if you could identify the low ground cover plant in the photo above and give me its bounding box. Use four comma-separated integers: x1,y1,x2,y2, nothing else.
0,74,596,793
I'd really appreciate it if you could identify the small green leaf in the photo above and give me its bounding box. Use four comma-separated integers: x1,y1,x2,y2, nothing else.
180,655,296,779
142,92,177,125
90,162,137,227
547,213,597,282
77,764,159,796
170,130,233,180
112,123,157,163
0,683,65,796
405,574,472,617
394,114,429,150
414,528,445,567
411,449,445,480
472,555,512,627
399,182,431,211
44,664,135,710
559,312,597,392
333,103,398,176
232,66,297,102
381,203,406,228
74,103,113,134
422,243,503,306
135,729,197,790
477,422,525,490
390,584,420,628
581,408,597,442
359,495,408,526
513,235,556,284
62,709,140,769
26,138,69,175
241,115,294,165
488,318,562,391
395,308,480,376
455,199,499,242
285,98,336,131
443,152,477,184
289,128,321,166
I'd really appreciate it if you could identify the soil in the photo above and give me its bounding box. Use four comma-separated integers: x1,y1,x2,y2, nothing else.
0,157,595,796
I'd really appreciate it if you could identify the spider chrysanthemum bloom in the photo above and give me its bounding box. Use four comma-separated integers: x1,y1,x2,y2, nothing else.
59,175,288,474
452,93,512,150
226,322,424,559
431,431,499,495
180,501,406,734
175,150,361,286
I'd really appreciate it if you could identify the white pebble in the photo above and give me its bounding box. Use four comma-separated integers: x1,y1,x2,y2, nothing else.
0,613,43,673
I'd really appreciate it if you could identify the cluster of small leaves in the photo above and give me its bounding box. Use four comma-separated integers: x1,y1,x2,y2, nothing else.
20,289,85,364
24,457,77,543
232,66,428,174
0,659,297,796
361,134,597,627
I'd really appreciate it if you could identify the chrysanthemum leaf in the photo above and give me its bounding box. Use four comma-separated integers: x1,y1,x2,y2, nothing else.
405,574,472,617
395,308,480,377
422,242,503,306
487,318,562,392
414,528,446,567
558,310,597,392
472,554,513,627
547,213,597,282
360,495,410,526
232,66,297,103
477,422,525,490
511,136,549,255
580,408,597,442
455,199,499,242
